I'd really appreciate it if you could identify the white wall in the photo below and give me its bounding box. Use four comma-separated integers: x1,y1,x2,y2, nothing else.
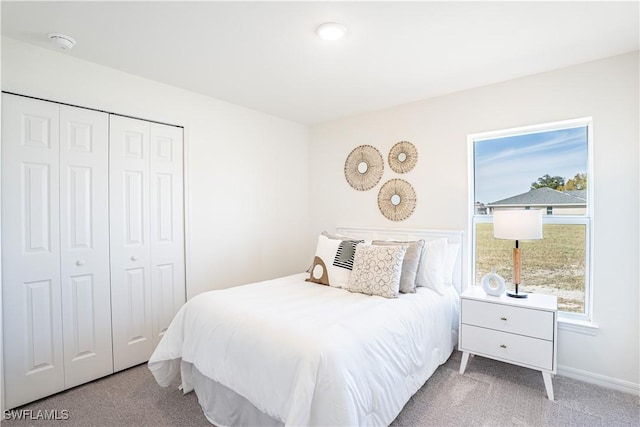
1,37,310,298
309,52,639,392
2,35,638,394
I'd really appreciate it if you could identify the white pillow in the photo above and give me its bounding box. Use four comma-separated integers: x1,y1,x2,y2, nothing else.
415,238,448,294
444,242,460,287
347,244,407,298
306,234,362,288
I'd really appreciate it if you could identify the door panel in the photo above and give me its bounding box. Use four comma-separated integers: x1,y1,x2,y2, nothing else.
69,274,96,359
67,166,92,249
25,279,56,372
110,115,153,371
126,267,147,343
23,162,52,252
59,105,112,388
2,94,64,409
155,173,173,242
124,171,145,245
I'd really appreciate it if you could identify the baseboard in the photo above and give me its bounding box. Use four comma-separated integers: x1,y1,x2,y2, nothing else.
558,364,640,396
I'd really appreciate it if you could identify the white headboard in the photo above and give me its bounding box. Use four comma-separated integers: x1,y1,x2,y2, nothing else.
336,226,464,294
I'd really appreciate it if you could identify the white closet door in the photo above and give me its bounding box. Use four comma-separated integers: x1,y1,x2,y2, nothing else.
1,94,64,408
59,105,113,387
150,124,185,346
109,115,153,371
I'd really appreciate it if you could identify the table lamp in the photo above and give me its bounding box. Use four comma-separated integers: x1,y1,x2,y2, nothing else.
493,209,543,298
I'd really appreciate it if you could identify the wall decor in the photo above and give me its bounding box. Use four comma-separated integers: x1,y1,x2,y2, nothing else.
344,145,384,191
388,141,418,174
377,179,417,221
481,269,506,296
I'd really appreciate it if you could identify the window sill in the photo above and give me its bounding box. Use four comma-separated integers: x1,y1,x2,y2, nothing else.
558,317,599,336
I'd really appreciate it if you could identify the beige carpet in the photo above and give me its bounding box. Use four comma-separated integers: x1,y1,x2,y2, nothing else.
3,351,638,426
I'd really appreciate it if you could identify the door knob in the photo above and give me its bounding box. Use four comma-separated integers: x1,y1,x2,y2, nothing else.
131,256,139,261
76,260,85,266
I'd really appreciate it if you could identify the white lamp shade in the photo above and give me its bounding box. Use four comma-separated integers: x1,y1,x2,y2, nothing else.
493,209,543,240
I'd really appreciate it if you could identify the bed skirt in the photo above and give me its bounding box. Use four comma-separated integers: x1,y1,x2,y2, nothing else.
183,361,283,427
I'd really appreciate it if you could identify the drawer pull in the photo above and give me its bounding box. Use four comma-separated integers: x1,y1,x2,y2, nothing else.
500,344,507,348
500,317,507,321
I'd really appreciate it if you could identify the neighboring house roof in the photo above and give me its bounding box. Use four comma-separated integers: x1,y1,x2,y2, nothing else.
563,190,587,200
487,187,586,207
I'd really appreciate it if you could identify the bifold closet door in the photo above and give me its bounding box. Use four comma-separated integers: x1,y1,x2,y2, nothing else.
110,115,154,371
110,116,185,371
1,95,112,408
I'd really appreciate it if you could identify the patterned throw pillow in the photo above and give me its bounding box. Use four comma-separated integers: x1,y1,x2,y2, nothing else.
306,234,363,288
372,240,425,293
347,244,407,298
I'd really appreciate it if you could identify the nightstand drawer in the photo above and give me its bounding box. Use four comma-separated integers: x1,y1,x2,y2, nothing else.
460,324,553,370
461,299,554,340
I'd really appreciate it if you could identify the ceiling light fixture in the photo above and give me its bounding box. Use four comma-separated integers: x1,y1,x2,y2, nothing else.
316,22,347,41
48,33,76,50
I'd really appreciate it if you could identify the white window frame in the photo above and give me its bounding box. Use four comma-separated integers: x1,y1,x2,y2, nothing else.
467,117,594,324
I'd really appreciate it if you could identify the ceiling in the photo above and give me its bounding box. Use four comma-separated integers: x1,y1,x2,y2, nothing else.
2,1,638,125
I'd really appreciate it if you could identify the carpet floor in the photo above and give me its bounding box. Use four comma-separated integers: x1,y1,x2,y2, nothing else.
3,351,638,426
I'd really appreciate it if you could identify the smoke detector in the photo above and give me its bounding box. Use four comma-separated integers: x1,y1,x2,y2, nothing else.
47,33,76,50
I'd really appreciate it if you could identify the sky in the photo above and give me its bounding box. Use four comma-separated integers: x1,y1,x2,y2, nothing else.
474,126,588,204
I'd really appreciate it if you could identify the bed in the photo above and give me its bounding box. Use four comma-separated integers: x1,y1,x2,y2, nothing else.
149,227,464,426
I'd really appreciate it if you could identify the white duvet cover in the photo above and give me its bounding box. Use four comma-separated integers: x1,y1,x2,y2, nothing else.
149,273,458,426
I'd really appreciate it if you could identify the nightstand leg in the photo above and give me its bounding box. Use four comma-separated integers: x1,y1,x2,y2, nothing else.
459,352,470,374
542,372,554,401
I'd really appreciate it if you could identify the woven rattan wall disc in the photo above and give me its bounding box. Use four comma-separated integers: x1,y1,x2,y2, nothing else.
377,179,417,221
344,145,384,191
388,141,418,174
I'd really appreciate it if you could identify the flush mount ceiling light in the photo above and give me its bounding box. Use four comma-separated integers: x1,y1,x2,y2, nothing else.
316,22,347,41
48,33,76,50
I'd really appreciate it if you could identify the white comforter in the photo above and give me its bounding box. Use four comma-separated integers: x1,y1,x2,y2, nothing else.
149,273,458,426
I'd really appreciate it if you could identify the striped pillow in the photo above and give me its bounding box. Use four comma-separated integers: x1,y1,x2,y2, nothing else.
306,234,363,288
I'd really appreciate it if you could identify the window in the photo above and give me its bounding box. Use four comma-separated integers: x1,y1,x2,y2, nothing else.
469,119,592,320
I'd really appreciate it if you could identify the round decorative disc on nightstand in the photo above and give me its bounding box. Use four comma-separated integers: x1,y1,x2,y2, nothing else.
481,269,506,296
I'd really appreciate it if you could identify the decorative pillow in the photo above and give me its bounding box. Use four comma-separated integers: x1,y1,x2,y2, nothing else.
306,231,356,273
306,234,363,288
347,244,407,298
443,242,460,287
415,238,448,295
372,239,425,293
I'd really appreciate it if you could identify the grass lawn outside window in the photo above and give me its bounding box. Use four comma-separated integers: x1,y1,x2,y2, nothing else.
475,223,586,313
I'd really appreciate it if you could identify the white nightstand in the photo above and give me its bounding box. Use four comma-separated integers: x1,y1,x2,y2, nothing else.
458,286,558,400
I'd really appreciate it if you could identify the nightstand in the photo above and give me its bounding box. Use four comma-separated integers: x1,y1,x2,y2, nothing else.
458,286,558,400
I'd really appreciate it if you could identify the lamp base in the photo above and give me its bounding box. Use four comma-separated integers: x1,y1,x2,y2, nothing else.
507,291,528,298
